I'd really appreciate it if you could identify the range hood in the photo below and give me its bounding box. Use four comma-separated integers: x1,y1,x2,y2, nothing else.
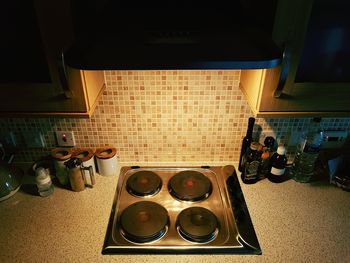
65,0,282,70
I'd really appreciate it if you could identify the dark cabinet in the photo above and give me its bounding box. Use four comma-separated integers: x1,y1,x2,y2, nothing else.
0,0,104,117
240,0,350,116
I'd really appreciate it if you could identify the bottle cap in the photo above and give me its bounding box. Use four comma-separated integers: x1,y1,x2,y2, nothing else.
248,117,256,126
261,151,269,159
264,136,275,148
277,145,286,155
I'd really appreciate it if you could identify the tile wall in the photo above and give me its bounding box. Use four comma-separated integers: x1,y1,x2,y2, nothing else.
1,70,349,164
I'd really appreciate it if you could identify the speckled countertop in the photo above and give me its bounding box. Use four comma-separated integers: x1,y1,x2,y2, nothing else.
0,162,349,263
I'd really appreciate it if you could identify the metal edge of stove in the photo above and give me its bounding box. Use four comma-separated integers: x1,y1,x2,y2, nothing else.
102,165,262,255
102,166,129,254
224,168,262,255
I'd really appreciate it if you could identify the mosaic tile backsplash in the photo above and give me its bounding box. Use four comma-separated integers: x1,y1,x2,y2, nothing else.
1,70,350,164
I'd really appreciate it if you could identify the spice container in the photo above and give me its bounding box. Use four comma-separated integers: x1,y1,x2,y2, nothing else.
95,147,118,176
51,148,71,187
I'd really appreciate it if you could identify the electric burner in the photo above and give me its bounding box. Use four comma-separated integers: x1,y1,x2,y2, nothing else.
177,207,218,243
119,201,169,243
126,171,162,197
168,170,212,202
103,166,261,254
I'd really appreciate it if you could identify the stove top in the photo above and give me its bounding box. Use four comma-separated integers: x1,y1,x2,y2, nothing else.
102,165,261,254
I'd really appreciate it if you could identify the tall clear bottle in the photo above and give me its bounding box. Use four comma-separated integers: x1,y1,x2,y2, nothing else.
290,118,324,183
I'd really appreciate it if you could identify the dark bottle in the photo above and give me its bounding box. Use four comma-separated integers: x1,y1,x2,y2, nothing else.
258,150,270,180
257,136,275,180
241,142,260,184
238,117,255,172
264,136,276,153
268,145,288,183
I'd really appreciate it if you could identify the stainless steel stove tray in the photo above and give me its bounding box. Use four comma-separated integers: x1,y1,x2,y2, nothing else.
102,165,261,254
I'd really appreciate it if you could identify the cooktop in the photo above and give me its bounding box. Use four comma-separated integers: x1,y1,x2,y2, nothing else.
102,165,261,254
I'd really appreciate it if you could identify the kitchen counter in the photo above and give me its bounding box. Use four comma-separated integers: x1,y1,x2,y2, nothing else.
1,163,349,263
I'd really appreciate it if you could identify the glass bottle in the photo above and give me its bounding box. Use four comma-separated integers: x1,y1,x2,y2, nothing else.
290,117,324,183
258,150,270,180
268,145,288,183
241,142,260,184
256,136,275,180
238,117,255,172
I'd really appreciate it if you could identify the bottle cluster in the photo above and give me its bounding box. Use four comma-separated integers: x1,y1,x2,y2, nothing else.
240,136,288,184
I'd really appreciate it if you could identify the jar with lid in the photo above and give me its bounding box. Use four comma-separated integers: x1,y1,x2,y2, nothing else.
267,145,288,183
241,142,260,184
35,167,54,197
51,148,71,187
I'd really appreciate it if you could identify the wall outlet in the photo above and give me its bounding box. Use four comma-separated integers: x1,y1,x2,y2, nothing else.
22,131,46,148
322,130,348,149
56,131,76,147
